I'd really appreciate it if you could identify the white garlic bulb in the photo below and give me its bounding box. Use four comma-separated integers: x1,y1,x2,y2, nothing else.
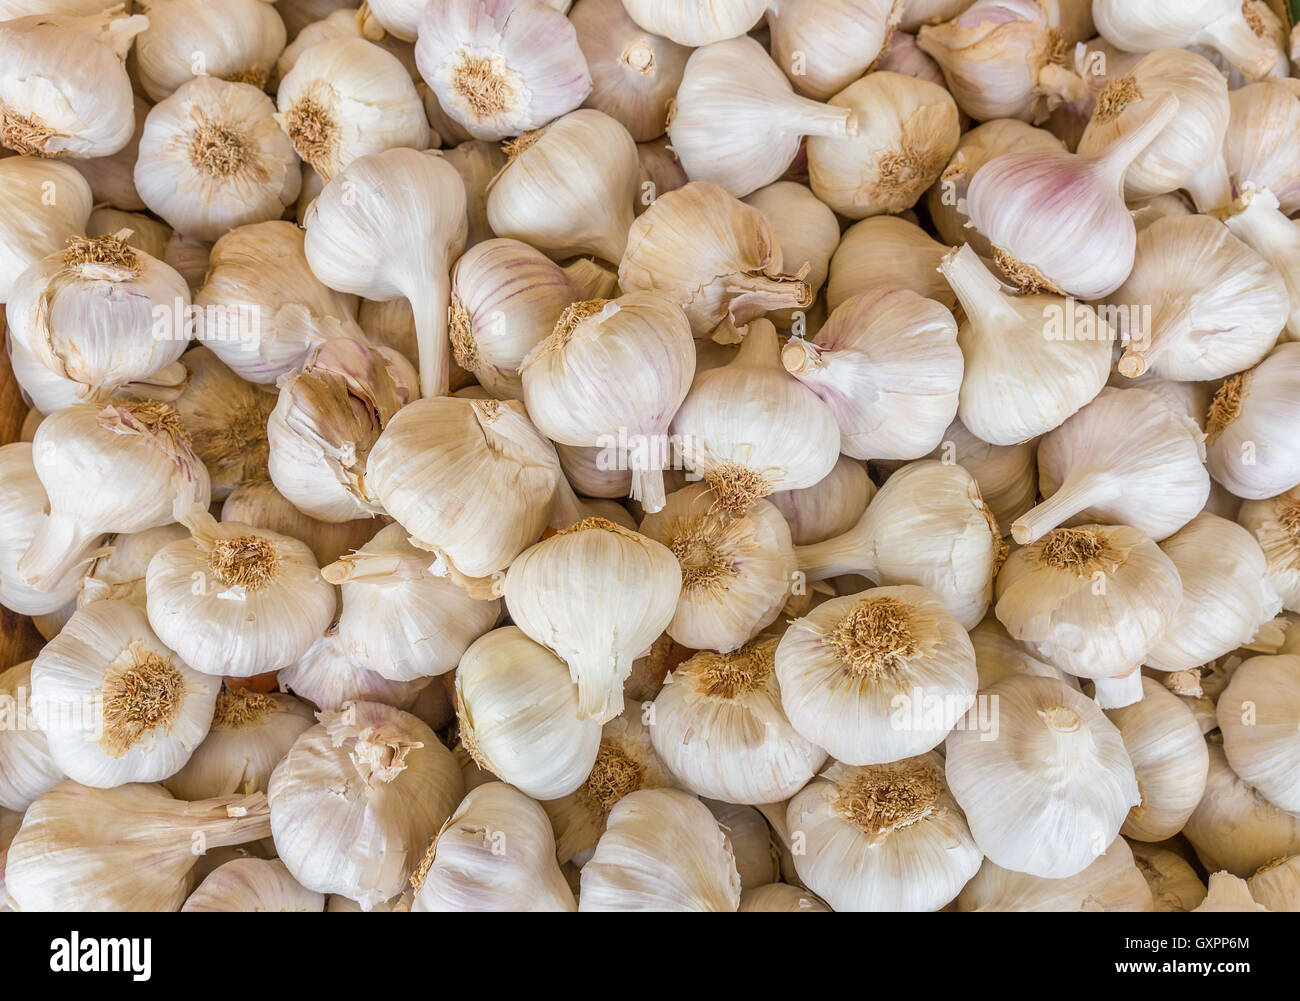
277,628,427,713
742,181,840,329
959,838,1153,911
182,857,323,912
1094,0,1279,84
1185,741,1300,876
1238,486,1300,613
767,0,903,100
1219,186,1300,343
1129,841,1207,912
1218,655,1300,813
1224,80,1300,217
0,158,92,303
1205,344,1300,501
620,0,765,46
135,0,286,100
0,660,62,811
220,479,376,569
768,456,875,548
1249,855,1300,912
268,700,464,909
828,214,955,312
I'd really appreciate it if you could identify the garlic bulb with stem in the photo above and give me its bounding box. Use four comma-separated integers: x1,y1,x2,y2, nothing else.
788,753,983,911
268,700,464,909
768,455,875,547
413,0,591,141
766,0,903,100
1011,387,1210,545
958,837,1153,911
277,627,427,712
5,781,271,912
965,94,1179,297
1249,855,1300,912
304,147,467,398
1205,344,1300,501
777,585,977,765
0,660,63,811
579,787,741,911
826,214,957,310
1218,655,1300,812
183,857,323,912
134,0,286,100
0,10,147,158
669,36,859,199
1218,186,1300,342
947,675,1140,878
1237,485,1300,613
741,181,840,329
1223,80,1300,216
220,479,376,569
454,626,602,799
1129,841,1207,912
0,158,92,304
620,0,766,47
410,781,576,912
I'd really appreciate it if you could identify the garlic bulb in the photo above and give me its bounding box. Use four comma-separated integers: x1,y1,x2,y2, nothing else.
958,838,1153,911
806,71,958,219
1012,387,1209,545
1205,345,1300,501
1224,80,1300,216
778,585,977,765
0,158,92,304
1238,486,1300,613
789,754,982,911
965,94,1179,297
579,787,741,911
6,232,192,404
20,401,211,591
505,518,680,723
1218,655,1300,812
145,512,336,678
269,701,464,908
135,77,301,244
1147,514,1281,672
1219,186,1300,342
86,209,172,261
927,420,1038,536
0,660,62,811
968,614,1076,690
135,0,286,100
796,460,1003,629
1129,842,1207,911
1249,855,1300,912
221,479,376,569
276,36,428,181
183,857,323,912
768,456,875,547
304,147,467,397
827,214,956,311
783,286,962,461
639,484,795,651
323,522,501,683
1094,0,1279,83
669,37,859,199
1185,742,1300,876
1111,216,1287,381
670,319,839,516
267,337,413,522
277,628,427,712
704,799,779,890
358,0,421,40
0,10,146,158
741,181,840,328
365,397,559,580
570,0,687,142
276,8,417,82
6,782,271,911
767,0,903,100
163,689,315,800
454,627,602,799
410,782,576,912
619,182,812,338
451,239,617,399
521,293,693,512
1194,871,1270,912
739,883,831,912
620,0,765,46
947,675,1139,877
413,0,591,141
439,139,507,250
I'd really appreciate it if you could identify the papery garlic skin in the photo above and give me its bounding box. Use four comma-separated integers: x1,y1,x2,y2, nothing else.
0,159,92,304
1238,486,1300,613
1129,842,1207,912
827,214,955,311
947,675,1139,878
1194,871,1269,912
411,782,576,912
739,883,831,912
1218,655,1300,813
454,627,602,800
620,0,766,46
1205,344,1300,501
0,660,63,811
1249,855,1300,912
1185,742,1300,877
1224,80,1300,217
789,754,982,912
277,628,428,713
182,857,324,912
579,787,741,911
1219,186,1300,343
1093,0,1279,82
135,0,286,101
958,837,1153,911
269,701,464,909
767,0,903,101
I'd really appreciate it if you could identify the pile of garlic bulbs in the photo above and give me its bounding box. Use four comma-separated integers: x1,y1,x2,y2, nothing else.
2,0,1300,914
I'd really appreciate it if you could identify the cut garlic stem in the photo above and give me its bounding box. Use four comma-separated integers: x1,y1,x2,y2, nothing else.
1184,155,1233,214
726,269,813,326
1037,63,1088,106
794,532,877,583
1012,471,1120,545
1093,667,1145,709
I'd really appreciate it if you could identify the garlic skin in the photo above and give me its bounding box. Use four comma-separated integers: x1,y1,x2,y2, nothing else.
414,0,591,141
183,857,323,912
0,11,147,158
163,232,211,294
1129,841,1207,912
135,77,301,244
768,456,875,547
304,147,467,397
505,519,680,723
1094,0,1278,81
268,701,464,909
276,9,418,83
0,660,63,811
570,0,687,142
739,883,830,912
1224,81,1300,217
959,837,1153,911
742,182,840,329
1249,855,1300,912
1194,871,1271,912
145,514,336,678
135,0,286,101
649,636,826,804
1013,387,1210,545
276,36,428,181
6,782,271,912
1219,186,1300,342
704,799,779,890
778,585,977,766
277,628,427,713
323,522,501,683
579,787,741,911
1111,216,1287,382
620,0,765,46
86,209,172,261
947,675,1139,878
359,0,422,40
220,480,376,570
639,484,795,651
619,183,812,339
789,754,982,912
1218,655,1300,813
454,627,602,800
1205,344,1300,501
411,782,576,912
1186,742,1300,877
669,36,859,199
807,71,958,219
163,689,315,801
1238,486,1300,613
767,0,903,101
1147,514,1282,672
783,286,962,461
0,159,93,304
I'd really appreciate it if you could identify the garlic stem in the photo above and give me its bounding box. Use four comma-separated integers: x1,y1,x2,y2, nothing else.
1037,63,1087,107
1011,472,1120,545
794,526,878,582
1090,93,1180,190
1183,155,1233,214
780,338,824,376
180,791,275,849
786,95,859,141
1093,668,1144,709
939,244,1020,327
409,284,451,398
17,511,99,592
727,272,811,328
1207,8,1281,80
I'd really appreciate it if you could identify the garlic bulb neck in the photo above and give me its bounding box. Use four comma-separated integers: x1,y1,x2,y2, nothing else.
1012,472,1120,546
940,244,1020,326
1087,93,1181,191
